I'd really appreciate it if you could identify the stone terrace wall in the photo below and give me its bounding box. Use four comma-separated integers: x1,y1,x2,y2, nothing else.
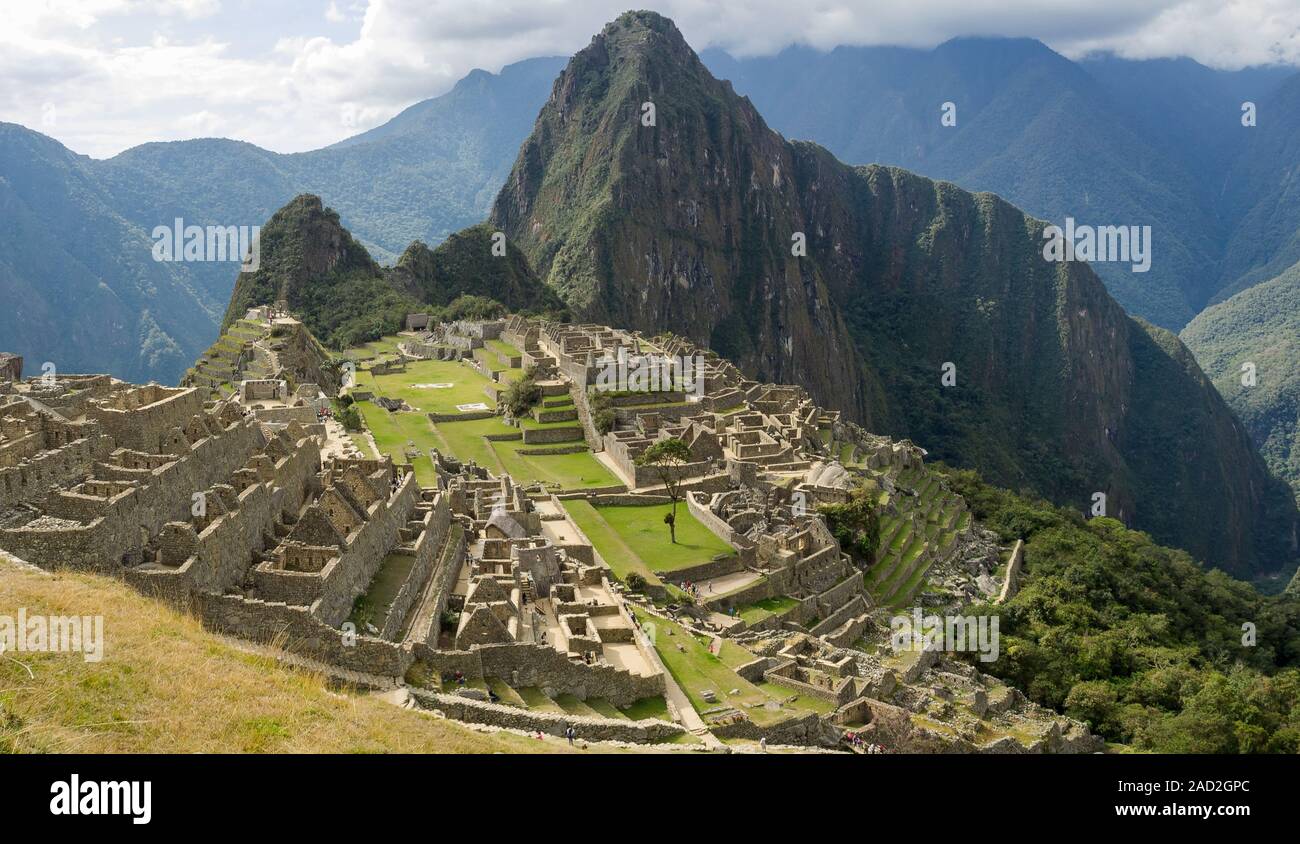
193,591,413,677
412,640,664,707
410,689,684,743
0,433,113,511
125,439,321,599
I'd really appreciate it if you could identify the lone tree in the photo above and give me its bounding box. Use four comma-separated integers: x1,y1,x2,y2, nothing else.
636,437,692,544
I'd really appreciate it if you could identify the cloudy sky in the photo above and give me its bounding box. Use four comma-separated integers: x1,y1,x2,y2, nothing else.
3,0,1299,158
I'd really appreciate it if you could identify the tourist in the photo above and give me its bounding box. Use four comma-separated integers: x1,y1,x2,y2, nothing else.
565,725,575,745
759,737,767,753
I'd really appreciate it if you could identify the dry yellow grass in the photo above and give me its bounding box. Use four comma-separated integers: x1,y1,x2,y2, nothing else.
0,558,564,754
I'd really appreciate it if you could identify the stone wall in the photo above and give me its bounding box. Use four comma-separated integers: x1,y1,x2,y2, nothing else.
409,689,684,743
710,711,836,747
521,425,584,445
411,640,664,707
87,386,205,454
126,438,320,599
193,591,413,677
314,473,421,625
377,505,444,641
0,433,113,511
997,540,1025,604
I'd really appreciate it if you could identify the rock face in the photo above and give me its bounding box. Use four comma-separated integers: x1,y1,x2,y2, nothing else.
489,10,1300,579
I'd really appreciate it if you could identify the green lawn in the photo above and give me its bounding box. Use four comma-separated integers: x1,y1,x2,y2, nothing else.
485,338,521,359
354,402,440,486
565,502,734,581
353,357,496,415
430,417,618,490
736,596,800,625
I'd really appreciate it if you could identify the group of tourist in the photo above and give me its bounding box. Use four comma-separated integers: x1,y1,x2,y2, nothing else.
843,731,886,753
680,579,713,599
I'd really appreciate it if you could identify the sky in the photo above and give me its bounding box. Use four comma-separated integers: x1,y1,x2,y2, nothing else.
2,0,1299,158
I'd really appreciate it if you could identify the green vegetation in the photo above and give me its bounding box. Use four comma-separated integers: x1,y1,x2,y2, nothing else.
819,483,881,565
502,368,543,417
588,390,617,435
947,468,1300,753
388,224,567,318
564,501,733,584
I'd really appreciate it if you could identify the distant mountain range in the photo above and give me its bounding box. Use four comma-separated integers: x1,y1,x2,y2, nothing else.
701,41,1296,329
0,56,564,383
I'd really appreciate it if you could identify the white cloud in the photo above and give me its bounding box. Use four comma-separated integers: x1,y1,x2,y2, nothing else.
0,0,1296,158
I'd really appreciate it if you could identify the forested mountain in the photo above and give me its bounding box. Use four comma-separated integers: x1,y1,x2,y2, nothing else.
1183,260,1300,504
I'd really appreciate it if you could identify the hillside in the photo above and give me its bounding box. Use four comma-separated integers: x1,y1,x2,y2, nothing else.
0,555,559,754
0,124,221,384
488,10,1300,580
221,195,421,350
1182,260,1300,504
945,470,1300,753
1214,74,1300,302
386,223,568,316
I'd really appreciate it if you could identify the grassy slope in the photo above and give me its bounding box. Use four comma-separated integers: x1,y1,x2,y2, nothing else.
0,559,556,754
